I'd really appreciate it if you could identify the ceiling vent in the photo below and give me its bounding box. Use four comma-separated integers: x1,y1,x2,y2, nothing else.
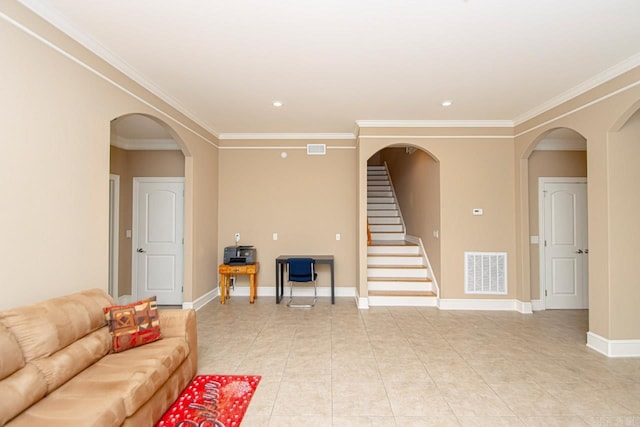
307,144,326,155
465,252,507,295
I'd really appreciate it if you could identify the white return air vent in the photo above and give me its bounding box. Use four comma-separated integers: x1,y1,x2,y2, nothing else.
465,252,507,295
307,143,326,155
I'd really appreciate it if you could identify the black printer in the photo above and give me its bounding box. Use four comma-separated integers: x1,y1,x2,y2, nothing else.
223,245,257,265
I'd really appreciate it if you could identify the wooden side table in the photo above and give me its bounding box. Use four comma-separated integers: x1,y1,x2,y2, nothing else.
218,263,260,304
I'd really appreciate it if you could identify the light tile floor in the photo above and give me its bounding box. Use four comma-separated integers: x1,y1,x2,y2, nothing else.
194,297,640,426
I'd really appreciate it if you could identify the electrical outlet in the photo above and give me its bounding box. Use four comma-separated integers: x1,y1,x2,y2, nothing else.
234,232,240,243
273,233,278,241
336,233,341,241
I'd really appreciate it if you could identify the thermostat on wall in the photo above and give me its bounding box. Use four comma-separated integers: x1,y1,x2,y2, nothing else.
473,208,484,216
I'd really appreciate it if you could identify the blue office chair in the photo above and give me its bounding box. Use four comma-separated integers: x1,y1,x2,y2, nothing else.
286,258,317,308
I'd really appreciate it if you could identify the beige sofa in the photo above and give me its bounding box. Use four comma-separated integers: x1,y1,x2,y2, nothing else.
0,289,197,427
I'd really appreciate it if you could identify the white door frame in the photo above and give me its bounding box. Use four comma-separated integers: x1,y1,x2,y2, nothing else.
131,177,185,302
538,177,588,310
109,174,120,299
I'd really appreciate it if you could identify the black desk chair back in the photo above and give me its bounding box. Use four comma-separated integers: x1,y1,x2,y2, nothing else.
286,258,317,308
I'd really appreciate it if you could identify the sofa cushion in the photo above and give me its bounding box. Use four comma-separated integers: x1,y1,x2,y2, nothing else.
0,323,24,381
0,364,48,426
0,289,114,363
104,296,161,353
31,327,112,394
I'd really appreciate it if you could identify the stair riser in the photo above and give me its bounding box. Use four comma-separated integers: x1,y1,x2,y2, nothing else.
369,224,404,233
368,217,401,224
368,282,434,292
368,257,425,266
368,296,438,307
371,232,405,240
368,191,393,197
367,185,391,191
367,246,420,255
368,210,399,217
368,268,428,278
368,203,396,210
368,197,395,203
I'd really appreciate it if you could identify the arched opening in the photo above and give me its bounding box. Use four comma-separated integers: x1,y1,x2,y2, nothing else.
365,144,441,305
525,127,588,310
109,113,187,306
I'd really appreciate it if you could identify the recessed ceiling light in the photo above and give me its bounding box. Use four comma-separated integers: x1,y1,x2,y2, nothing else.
272,100,283,107
441,100,453,107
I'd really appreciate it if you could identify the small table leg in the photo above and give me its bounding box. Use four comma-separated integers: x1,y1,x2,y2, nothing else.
220,274,227,304
249,273,256,303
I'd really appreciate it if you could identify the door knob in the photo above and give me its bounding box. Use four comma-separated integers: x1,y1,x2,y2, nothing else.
584,249,588,254
137,248,146,253
576,249,584,254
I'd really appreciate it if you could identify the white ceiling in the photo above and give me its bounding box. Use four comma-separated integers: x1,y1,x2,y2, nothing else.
18,0,640,137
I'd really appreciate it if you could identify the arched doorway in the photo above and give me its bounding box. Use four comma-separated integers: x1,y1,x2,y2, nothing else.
364,144,441,306
525,128,588,310
109,113,187,305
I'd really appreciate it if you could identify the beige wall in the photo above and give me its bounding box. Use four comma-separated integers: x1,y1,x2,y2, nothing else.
0,2,218,309
358,134,516,300
377,147,441,285
109,146,185,296
608,109,640,339
527,150,587,300
515,66,640,341
218,142,356,291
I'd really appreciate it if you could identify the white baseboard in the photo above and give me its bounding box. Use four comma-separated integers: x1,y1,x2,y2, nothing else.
587,331,640,358
182,289,217,311
225,285,356,298
531,299,544,311
439,298,533,313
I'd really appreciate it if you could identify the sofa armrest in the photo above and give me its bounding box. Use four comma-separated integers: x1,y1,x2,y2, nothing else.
159,309,197,355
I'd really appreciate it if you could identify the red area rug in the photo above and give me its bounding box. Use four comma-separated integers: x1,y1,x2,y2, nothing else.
156,375,261,427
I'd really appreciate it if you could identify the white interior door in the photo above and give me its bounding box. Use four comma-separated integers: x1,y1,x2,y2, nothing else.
541,179,588,309
133,178,184,305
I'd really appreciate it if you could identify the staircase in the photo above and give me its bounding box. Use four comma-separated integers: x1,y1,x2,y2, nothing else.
367,165,437,306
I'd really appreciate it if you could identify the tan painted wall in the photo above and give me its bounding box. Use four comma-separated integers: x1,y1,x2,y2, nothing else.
527,150,587,300
608,109,640,339
377,147,441,285
109,146,185,296
358,136,516,300
0,3,218,309
515,66,640,340
218,143,356,292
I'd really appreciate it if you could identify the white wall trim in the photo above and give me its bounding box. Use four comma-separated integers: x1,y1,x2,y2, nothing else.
439,298,532,313
182,288,217,311
587,332,640,358
514,52,640,126
357,296,370,309
357,120,514,128
219,145,356,150
358,134,514,139
0,8,219,147
531,299,544,311
219,133,356,140
108,174,120,301
226,285,356,299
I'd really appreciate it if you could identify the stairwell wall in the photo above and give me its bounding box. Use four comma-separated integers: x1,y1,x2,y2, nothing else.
377,147,442,286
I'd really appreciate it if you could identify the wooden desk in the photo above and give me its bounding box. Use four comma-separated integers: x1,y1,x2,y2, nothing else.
218,263,259,304
275,255,334,304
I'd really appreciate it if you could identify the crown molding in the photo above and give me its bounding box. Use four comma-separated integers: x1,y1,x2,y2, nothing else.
111,137,180,151
514,52,640,126
17,0,220,138
356,120,514,128
218,133,356,140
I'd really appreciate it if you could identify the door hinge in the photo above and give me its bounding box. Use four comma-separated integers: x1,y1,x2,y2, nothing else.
544,240,547,247
545,289,547,296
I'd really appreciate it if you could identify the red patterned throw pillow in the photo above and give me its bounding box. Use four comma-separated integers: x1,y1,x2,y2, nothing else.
104,297,161,353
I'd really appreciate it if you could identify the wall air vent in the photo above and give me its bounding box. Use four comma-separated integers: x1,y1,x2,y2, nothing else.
465,252,507,295
307,144,326,155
